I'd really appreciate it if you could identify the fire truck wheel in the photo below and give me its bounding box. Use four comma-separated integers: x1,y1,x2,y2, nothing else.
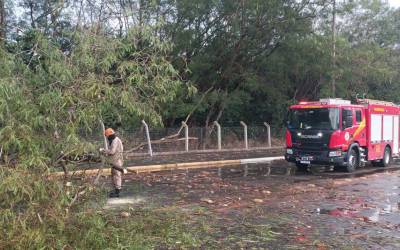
346,147,359,172
371,161,380,167
378,146,391,168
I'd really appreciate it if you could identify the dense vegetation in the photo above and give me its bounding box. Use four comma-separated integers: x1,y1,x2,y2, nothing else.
2,0,400,131
0,0,399,248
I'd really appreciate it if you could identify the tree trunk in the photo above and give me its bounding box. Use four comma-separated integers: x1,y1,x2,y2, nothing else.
29,1,36,29
138,0,143,27
0,0,5,41
203,104,216,150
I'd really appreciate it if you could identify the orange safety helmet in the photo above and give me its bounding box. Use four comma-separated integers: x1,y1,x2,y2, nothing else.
104,128,115,137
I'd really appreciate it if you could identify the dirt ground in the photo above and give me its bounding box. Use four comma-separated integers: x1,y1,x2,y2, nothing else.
103,162,400,249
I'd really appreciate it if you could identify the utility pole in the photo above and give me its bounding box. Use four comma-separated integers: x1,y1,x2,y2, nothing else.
331,0,336,97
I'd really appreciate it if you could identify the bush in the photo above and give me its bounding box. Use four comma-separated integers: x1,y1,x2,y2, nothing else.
0,167,201,249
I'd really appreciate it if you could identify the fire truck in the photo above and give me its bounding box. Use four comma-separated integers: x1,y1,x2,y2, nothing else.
285,98,400,172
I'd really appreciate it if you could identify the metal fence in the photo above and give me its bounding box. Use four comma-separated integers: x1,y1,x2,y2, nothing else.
82,121,284,156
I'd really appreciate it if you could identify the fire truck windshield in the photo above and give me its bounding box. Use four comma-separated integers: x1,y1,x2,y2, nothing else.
287,108,340,130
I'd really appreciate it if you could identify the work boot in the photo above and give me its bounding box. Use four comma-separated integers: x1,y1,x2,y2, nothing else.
109,189,121,198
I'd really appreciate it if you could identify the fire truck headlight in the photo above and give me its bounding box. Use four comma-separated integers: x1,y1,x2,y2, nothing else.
286,148,293,155
329,150,342,157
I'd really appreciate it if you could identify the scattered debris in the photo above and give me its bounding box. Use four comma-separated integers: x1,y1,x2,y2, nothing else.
105,163,400,249
120,211,130,218
200,198,214,204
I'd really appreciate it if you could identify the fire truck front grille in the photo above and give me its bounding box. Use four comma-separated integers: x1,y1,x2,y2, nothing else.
296,142,329,150
294,147,328,157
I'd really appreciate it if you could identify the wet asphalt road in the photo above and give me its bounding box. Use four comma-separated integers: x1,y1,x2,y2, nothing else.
103,161,400,249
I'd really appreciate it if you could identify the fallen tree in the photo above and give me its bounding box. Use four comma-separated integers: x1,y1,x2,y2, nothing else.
0,26,194,248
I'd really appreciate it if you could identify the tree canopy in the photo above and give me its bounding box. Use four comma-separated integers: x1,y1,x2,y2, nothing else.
1,0,400,248
0,0,398,165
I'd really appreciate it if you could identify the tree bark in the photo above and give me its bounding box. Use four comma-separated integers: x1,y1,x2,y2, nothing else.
29,1,36,29
0,0,5,41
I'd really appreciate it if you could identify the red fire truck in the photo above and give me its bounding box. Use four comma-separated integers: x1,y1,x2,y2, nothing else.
285,98,400,172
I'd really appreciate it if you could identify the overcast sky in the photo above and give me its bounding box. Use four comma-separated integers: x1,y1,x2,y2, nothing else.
388,0,400,8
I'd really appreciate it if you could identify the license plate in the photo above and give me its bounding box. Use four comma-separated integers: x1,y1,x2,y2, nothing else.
299,156,313,164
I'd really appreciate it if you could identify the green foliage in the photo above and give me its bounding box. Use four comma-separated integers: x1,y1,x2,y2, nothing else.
161,0,400,126
1,0,400,248
0,168,201,249
161,0,323,126
0,26,193,249
0,25,188,168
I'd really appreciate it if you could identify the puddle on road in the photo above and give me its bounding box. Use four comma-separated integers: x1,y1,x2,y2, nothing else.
212,163,400,225
316,173,400,224
217,163,298,179
212,163,400,180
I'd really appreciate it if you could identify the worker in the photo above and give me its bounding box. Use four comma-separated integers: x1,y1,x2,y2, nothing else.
100,128,126,198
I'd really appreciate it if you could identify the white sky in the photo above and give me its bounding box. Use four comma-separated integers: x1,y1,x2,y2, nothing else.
388,0,400,8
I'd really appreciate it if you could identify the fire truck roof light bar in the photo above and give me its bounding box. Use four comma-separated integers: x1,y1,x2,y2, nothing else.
319,98,351,105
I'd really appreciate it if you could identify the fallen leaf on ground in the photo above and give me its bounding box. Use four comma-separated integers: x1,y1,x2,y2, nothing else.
295,236,306,242
316,242,328,250
200,198,214,204
120,211,130,218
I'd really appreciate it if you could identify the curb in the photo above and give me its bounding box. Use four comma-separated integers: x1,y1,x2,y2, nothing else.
49,156,285,178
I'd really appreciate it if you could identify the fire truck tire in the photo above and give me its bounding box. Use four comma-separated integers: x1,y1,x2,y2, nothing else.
378,146,391,168
371,161,380,167
346,146,360,172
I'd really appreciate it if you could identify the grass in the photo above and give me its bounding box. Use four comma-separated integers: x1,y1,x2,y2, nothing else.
0,168,204,250
63,208,203,249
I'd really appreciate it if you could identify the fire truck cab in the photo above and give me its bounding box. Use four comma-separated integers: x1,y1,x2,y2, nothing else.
285,98,400,172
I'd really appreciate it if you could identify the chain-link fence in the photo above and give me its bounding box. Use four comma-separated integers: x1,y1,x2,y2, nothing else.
81,121,284,156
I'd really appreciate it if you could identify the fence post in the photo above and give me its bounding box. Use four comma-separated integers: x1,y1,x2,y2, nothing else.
213,121,222,150
142,120,153,156
263,122,272,148
99,120,108,150
240,121,248,150
265,166,271,176
182,121,189,152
